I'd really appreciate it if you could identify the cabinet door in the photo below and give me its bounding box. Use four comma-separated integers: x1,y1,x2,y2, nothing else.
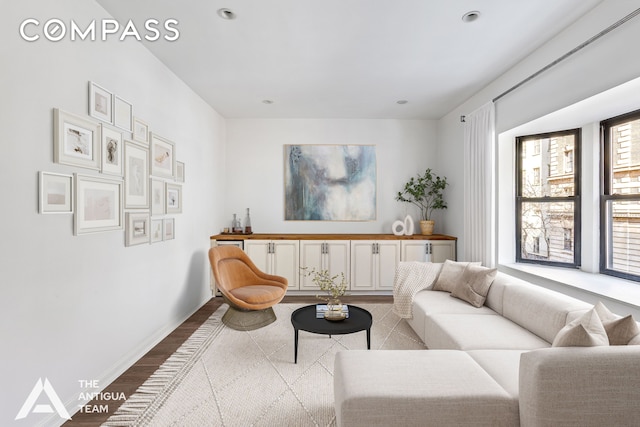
431,241,456,263
273,240,300,290
326,240,350,281
244,240,271,273
401,240,430,262
299,240,324,290
376,241,401,290
350,240,376,291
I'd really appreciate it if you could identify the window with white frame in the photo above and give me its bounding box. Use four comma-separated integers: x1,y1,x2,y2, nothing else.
516,129,581,267
601,109,640,280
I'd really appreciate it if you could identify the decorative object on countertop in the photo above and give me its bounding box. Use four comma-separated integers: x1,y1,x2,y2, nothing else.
392,215,415,236
404,214,414,235
244,208,252,234
232,213,242,233
396,168,448,235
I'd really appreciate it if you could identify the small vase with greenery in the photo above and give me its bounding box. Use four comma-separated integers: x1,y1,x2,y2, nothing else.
396,168,448,235
301,267,347,310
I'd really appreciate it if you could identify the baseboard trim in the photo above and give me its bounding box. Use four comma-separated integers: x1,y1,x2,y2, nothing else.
57,295,212,423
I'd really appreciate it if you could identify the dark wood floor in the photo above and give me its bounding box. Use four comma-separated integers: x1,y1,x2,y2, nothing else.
65,295,391,426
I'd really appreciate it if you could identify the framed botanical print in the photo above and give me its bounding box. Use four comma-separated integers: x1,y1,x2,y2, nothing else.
166,183,182,214
54,108,101,170
125,212,150,246
150,178,166,215
100,124,123,176
124,141,149,209
150,218,164,243
89,81,113,123
163,218,175,240
39,171,73,214
74,174,123,235
150,133,175,179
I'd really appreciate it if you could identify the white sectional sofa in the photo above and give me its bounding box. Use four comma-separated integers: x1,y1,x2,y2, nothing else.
334,262,640,427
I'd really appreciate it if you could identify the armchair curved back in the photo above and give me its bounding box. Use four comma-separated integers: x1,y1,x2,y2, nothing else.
208,245,287,310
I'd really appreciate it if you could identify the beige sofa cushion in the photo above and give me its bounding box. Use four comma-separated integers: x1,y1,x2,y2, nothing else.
501,282,591,343
467,349,527,398
425,313,550,350
334,350,519,427
450,265,497,307
432,260,480,293
552,308,609,347
408,290,497,343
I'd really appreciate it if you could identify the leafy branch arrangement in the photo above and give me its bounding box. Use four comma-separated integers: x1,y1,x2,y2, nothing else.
301,267,348,301
395,168,448,221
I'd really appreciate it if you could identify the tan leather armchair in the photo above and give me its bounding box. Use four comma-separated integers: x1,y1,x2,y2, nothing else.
208,245,287,330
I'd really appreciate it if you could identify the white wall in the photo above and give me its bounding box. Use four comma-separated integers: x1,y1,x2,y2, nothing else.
0,1,226,425
224,119,439,234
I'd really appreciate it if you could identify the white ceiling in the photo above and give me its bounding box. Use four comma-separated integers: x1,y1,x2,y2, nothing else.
95,0,602,120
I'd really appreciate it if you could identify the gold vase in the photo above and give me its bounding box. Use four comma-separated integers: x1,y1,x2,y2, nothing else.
327,298,343,312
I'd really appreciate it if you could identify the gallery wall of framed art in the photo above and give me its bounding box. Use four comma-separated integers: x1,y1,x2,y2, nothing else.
40,81,186,246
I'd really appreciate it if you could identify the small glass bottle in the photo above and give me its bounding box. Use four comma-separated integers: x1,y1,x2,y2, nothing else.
244,208,252,234
232,214,242,233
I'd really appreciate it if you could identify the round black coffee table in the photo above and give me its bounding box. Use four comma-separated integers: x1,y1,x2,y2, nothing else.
291,305,372,363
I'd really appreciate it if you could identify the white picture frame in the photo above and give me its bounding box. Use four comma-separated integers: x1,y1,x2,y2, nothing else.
124,141,149,209
125,212,150,246
166,183,182,214
74,174,123,235
163,218,175,240
54,108,101,170
176,161,185,183
150,133,175,179
89,81,113,123
150,178,166,216
39,171,73,214
114,96,133,131
132,117,150,145
100,124,123,176
150,218,164,243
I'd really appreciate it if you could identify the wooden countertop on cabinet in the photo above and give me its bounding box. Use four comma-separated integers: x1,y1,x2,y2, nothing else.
211,233,457,241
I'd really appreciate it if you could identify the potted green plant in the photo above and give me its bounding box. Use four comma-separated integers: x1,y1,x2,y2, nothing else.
395,168,448,235
301,267,347,311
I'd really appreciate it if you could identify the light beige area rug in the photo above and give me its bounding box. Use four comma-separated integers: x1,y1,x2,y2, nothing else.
104,303,425,427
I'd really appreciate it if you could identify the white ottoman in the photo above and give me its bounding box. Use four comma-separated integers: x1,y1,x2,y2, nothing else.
334,350,519,427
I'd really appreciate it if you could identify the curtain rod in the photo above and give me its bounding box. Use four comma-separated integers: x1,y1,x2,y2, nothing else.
492,7,640,103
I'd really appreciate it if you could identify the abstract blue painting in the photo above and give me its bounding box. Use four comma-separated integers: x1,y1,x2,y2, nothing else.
284,145,377,221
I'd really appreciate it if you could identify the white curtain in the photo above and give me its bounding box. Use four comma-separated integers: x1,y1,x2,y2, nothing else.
463,102,496,267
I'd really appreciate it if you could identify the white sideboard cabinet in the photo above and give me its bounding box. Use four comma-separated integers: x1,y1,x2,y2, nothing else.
210,234,456,295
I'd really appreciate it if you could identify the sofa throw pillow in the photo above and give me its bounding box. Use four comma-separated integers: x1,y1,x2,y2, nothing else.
432,260,481,293
450,265,497,308
629,333,640,345
552,308,609,347
594,301,640,345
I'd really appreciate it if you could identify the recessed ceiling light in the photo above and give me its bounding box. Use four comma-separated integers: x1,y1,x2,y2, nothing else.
262,100,274,104
462,11,481,23
396,100,408,105
217,8,236,20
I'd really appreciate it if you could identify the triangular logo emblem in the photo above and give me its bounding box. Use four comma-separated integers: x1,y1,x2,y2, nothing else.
15,378,71,420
